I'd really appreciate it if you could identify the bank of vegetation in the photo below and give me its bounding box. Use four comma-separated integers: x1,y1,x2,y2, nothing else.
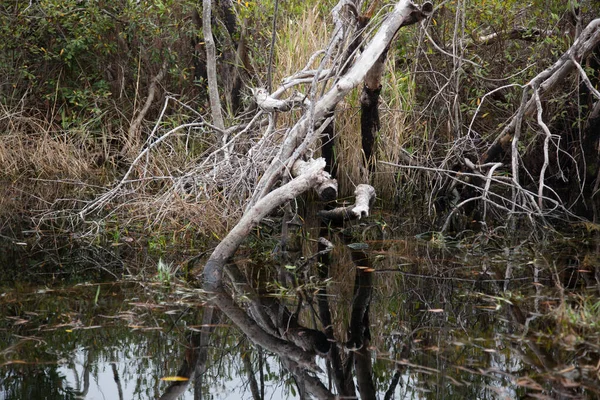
1,0,599,245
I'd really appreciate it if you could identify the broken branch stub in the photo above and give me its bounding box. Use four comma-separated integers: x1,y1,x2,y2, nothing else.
292,159,338,201
318,184,376,223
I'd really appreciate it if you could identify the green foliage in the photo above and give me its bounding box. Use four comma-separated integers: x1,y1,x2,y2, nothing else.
156,257,177,285
0,0,196,128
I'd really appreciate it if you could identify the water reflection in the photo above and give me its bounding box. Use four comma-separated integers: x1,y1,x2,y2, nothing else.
1,224,600,399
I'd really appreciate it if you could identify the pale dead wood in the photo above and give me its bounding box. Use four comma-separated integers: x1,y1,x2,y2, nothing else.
247,0,432,210
203,0,225,132
482,18,600,163
318,184,376,223
202,158,331,289
292,159,338,201
123,61,167,155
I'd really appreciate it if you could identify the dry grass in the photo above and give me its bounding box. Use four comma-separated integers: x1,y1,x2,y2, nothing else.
0,115,92,180
0,1,419,241
0,110,97,229
272,2,416,200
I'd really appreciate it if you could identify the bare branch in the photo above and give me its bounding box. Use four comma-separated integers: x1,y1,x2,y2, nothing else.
203,0,225,131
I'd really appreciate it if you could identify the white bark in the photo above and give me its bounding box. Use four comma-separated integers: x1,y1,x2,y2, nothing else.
203,0,225,131
248,0,431,210
292,159,338,201
318,184,376,222
203,158,331,288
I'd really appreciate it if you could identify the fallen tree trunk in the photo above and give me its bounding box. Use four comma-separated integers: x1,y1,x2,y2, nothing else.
247,0,433,210
194,0,431,385
203,158,331,289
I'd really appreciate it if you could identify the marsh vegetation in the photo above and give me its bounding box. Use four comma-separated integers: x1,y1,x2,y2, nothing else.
2,0,600,398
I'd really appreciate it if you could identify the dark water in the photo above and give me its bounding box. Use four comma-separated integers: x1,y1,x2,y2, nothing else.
1,220,600,399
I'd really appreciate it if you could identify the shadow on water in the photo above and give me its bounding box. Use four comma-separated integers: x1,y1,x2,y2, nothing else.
2,218,600,399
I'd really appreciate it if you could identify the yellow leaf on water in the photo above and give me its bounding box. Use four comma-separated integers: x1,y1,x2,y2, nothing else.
161,376,189,382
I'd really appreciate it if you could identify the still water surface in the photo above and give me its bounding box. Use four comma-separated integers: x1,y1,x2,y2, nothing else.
1,222,599,399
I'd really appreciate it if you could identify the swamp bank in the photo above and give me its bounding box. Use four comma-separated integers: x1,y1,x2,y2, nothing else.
3,1,600,399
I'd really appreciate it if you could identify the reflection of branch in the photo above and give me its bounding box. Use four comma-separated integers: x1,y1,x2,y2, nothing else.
212,289,319,371
347,239,376,400
280,357,336,400
241,345,261,400
110,362,124,400
225,263,278,337
72,352,91,398
383,367,403,400
159,328,203,400
316,230,356,398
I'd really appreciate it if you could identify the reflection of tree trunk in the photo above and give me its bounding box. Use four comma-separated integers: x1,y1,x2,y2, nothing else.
111,362,124,400
383,367,403,400
354,345,376,400
225,262,279,336
241,344,262,400
347,246,373,350
258,349,265,399
193,307,219,400
279,357,336,400
212,289,317,368
160,311,210,400
316,231,357,399
347,245,376,400
72,350,91,397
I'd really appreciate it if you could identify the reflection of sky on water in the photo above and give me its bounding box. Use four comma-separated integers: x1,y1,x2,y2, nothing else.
55,346,300,400
3,235,600,399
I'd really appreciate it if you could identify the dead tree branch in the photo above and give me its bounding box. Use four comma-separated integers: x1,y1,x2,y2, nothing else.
482,18,600,164
318,184,376,223
123,61,168,155
203,0,225,131
247,0,433,210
